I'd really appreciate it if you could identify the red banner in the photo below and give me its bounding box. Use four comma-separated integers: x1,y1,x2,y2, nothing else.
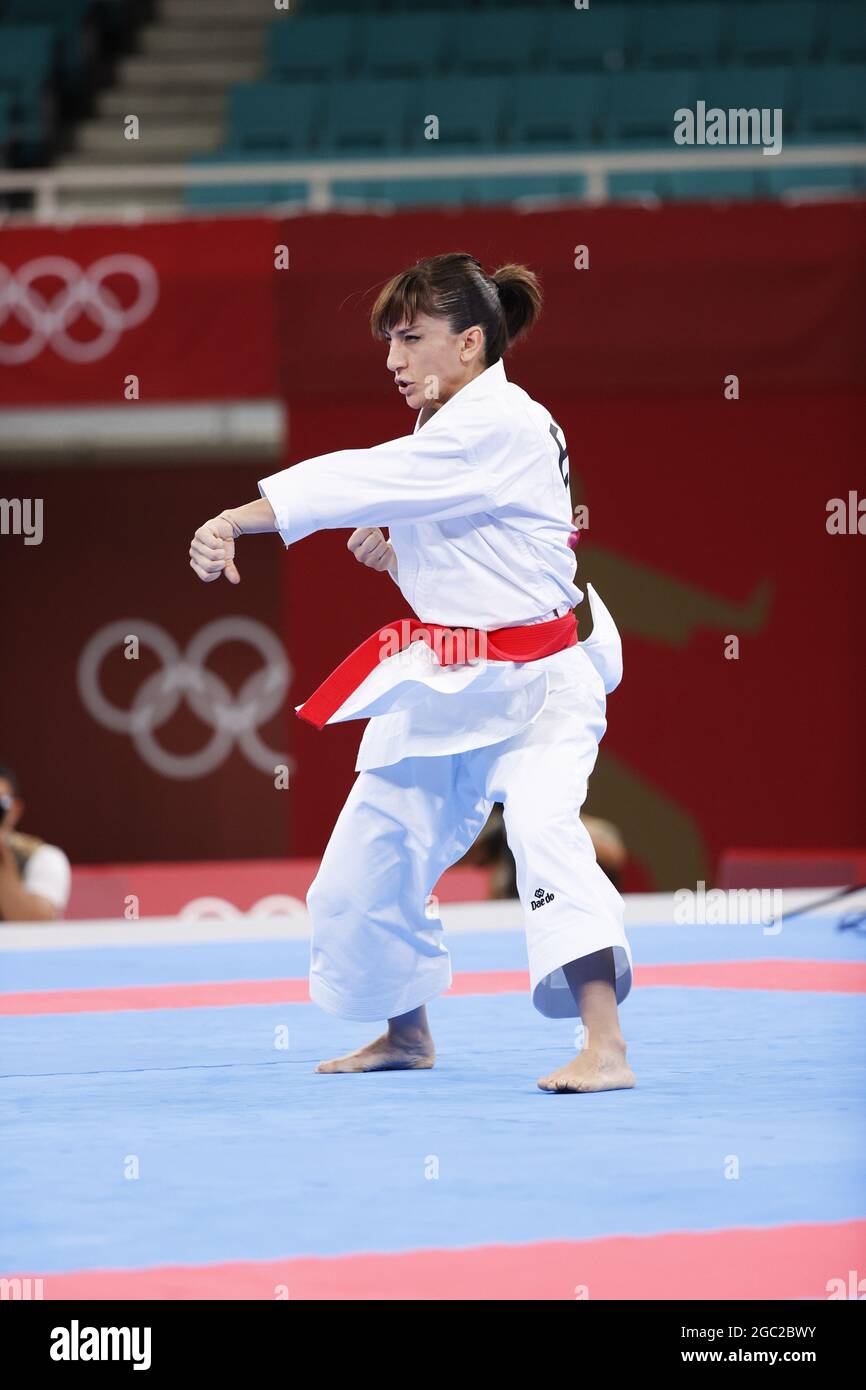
0,217,279,404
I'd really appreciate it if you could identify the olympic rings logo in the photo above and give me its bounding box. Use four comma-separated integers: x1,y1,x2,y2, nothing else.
0,254,159,364
178,895,308,922
77,617,292,780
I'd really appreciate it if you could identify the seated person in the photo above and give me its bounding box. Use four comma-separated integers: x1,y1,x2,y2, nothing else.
0,761,71,923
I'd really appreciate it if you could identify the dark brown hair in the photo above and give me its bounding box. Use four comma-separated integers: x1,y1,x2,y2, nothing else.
369,251,542,365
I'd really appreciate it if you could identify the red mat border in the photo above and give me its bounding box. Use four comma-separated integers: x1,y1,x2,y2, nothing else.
2,961,865,1016
8,1221,865,1300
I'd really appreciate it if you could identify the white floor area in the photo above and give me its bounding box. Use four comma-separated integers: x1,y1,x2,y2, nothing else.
1,888,862,951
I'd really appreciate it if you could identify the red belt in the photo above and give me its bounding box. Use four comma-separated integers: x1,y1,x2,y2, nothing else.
297,611,578,730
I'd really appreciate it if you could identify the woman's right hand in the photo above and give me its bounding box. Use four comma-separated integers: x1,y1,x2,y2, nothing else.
347,527,397,577
189,515,241,584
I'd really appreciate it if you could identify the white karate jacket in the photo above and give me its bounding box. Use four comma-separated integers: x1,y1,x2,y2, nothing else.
258,358,622,770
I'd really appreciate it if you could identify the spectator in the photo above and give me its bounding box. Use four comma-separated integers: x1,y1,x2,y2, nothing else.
0,762,71,923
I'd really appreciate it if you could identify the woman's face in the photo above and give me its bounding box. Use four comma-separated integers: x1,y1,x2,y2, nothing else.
384,311,484,412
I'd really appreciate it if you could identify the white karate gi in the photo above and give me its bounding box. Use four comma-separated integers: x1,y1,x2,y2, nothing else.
258,358,632,1021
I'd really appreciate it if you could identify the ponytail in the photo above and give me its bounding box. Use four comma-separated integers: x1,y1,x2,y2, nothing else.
491,263,543,347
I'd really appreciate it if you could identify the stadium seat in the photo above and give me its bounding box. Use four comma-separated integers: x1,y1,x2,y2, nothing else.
820,2,866,63
668,168,759,200
605,71,698,144
226,83,325,154
728,2,818,66
468,172,578,204
0,24,56,94
330,176,471,207
798,64,866,137
763,162,864,195
407,75,509,148
2,0,93,93
702,65,797,132
0,24,56,150
509,72,601,148
607,170,666,201
444,9,542,73
537,6,632,72
635,3,726,69
184,153,311,210
0,98,11,164
357,12,449,78
319,78,413,152
268,16,361,81
309,0,473,9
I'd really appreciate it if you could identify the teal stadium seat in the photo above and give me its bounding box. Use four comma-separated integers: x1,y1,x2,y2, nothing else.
406,75,508,148
0,24,56,93
556,173,588,201
184,153,310,210
635,3,725,68
308,0,472,10
763,163,864,195
330,176,471,207
537,6,632,72
3,0,91,19
328,172,586,210
821,3,866,63
510,72,602,148
357,12,449,77
3,0,93,80
607,170,666,201
605,70,698,144
798,64,866,137
268,16,361,81
467,173,583,204
227,82,325,153
668,168,759,199
0,24,56,146
702,65,797,126
445,9,542,73
729,2,818,65
0,98,10,162
319,78,412,152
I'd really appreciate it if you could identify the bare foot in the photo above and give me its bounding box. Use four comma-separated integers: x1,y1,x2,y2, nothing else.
316,1030,435,1074
537,1040,635,1094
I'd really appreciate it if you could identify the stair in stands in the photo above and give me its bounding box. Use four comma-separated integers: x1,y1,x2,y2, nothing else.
54,0,273,205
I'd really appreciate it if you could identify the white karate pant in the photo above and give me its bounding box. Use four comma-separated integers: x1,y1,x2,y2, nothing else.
306,643,633,1021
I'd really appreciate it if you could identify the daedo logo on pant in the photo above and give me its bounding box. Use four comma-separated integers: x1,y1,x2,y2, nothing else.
532,888,555,910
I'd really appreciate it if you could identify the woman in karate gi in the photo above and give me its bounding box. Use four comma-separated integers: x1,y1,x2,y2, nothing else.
189,252,635,1093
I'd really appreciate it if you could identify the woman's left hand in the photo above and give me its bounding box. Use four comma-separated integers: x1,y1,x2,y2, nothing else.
347,527,398,577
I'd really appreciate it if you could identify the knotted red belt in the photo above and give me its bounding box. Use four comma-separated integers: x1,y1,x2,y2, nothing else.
297,611,578,730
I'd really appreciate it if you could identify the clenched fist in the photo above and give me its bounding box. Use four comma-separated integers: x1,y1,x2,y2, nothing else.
189,514,241,585
347,527,398,577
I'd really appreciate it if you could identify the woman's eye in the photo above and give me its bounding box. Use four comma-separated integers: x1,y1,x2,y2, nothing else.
405,335,419,341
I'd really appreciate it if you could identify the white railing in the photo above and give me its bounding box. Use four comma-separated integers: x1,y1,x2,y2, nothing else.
0,145,864,221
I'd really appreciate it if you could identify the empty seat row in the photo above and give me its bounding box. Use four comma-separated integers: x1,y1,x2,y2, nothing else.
0,25,57,152
224,66,866,157
0,4,139,164
266,4,866,81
